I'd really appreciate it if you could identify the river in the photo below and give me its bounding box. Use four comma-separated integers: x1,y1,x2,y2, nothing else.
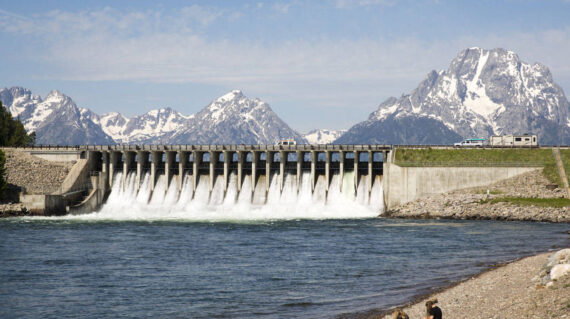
0,217,568,318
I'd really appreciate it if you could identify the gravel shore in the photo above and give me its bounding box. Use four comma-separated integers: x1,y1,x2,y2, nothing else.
386,170,569,223
366,251,570,319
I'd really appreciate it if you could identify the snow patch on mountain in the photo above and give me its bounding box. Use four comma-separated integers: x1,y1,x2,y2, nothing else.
304,129,346,144
1,87,304,145
342,47,570,145
168,90,305,144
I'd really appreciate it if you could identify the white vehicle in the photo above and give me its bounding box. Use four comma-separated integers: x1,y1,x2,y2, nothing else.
454,138,485,147
277,139,297,146
489,134,538,147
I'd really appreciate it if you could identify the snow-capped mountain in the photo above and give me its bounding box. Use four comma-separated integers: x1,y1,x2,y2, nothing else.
337,47,570,145
168,90,305,144
303,129,346,144
0,87,304,145
0,87,114,145
99,108,192,144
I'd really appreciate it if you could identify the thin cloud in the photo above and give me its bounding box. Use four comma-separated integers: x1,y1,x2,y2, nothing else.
272,2,292,13
334,0,397,8
1,6,569,122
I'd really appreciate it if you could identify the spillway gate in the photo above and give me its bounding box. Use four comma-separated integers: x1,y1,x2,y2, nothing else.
84,144,391,199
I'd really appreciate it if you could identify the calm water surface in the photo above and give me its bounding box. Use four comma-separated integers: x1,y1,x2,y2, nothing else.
0,218,568,318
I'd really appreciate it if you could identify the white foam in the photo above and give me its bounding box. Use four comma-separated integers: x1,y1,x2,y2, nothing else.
60,170,384,222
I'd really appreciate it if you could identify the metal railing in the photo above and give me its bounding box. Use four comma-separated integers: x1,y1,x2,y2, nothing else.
81,144,393,152
4,144,569,152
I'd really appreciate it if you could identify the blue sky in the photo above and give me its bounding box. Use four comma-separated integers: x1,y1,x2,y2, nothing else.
1,0,569,132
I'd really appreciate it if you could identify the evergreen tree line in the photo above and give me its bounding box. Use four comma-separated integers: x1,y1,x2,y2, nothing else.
0,101,35,147
1,101,36,199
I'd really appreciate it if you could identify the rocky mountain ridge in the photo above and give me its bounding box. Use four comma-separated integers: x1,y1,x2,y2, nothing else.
337,47,570,145
0,88,304,145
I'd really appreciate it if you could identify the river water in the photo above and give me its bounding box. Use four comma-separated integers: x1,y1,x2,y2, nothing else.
0,218,568,318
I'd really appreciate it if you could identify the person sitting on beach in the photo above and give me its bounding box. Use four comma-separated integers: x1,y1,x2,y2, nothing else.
424,299,442,319
392,308,409,319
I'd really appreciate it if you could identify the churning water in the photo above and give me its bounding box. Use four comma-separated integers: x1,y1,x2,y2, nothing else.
0,172,568,318
82,172,383,221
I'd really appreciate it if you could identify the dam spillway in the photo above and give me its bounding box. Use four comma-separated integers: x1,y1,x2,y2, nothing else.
98,171,383,220
84,145,390,219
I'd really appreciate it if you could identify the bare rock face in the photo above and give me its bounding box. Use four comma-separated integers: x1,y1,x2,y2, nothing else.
339,47,570,145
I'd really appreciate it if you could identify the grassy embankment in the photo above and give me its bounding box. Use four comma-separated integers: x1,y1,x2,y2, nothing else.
394,148,570,208
561,149,570,185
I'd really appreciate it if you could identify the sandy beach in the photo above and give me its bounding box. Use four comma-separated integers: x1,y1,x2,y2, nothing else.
359,251,570,319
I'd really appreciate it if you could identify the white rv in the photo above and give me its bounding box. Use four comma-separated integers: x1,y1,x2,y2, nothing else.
489,134,538,147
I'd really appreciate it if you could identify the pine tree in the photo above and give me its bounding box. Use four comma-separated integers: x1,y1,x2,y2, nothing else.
0,101,35,147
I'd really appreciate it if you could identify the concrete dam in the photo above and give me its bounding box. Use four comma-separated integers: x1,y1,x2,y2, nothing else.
13,144,540,218
59,145,390,219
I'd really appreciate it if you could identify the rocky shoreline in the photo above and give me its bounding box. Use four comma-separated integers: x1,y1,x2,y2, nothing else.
362,249,570,319
385,170,569,223
0,203,31,218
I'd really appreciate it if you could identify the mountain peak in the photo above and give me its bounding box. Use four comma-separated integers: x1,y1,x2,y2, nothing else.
46,90,64,98
216,90,244,103
341,47,570,145
44,90,70,104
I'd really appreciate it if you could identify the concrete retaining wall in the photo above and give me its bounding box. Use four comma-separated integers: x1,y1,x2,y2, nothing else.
383,162,539,210
59,159,90,194
20,194,66,215
68,174,108,215
27,150,83,162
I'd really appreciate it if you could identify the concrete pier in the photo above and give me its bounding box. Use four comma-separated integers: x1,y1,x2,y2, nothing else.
279,151,285,192
165,152,176,189
193,151,201,192
237,151,244,191
209,151,217,191
296,151,303,193
354,150,359,193
178,151,188,190
151,151,160,191
223,151,230,192
136,151,148,190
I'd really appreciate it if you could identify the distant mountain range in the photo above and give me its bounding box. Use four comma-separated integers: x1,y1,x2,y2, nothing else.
303,129,346,144
337,47,570,145
0,88,305,145
2,47,569,145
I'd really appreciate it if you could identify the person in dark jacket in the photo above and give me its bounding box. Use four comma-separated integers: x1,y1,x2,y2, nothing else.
424,299,442,319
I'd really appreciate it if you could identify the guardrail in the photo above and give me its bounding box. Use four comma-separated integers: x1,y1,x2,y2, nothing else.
80,144,393,151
